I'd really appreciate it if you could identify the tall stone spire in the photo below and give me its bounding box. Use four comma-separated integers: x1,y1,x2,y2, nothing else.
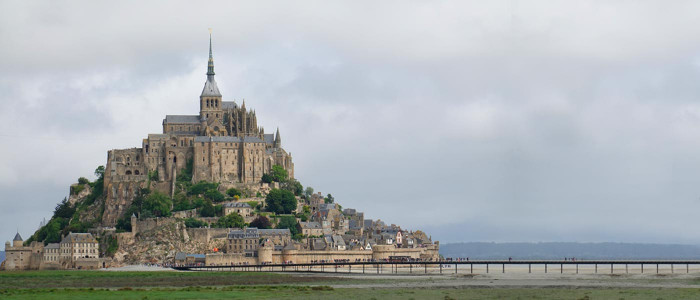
207,29,215,78
201,28,221,97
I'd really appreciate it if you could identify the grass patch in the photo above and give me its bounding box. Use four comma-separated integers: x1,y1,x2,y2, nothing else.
2,286,700,300
0,270,347,289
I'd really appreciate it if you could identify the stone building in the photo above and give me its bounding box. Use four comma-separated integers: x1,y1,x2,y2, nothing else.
223,202,252,218
226,228,291,255
102,34,294,226
43,243,60,265
2,233,41,270
59,233,99,268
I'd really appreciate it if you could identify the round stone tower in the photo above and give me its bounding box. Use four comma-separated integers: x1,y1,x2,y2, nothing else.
257,240,273,264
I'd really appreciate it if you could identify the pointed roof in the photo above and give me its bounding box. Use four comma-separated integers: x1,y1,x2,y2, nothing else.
13,232,22,241
274,127,281,147
201,31,222,97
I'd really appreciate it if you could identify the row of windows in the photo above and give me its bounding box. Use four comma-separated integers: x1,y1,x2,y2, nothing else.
205,98,219,108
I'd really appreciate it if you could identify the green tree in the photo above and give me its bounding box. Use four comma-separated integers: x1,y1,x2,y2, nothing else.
276,216,301,236
213,212,246,228
261,173,273,183
149,170,159,181
188,181,219,195
265,189,297,214
226,188,242,197
176,158,194,182
94,165,105,179
172,192,193,211
282,179,303,196
116,217,132,232
324,193,334,204
53,198,75,219
200,200,216,217
303,187,314,199
250,215,272,229
142,191,172,217
271,165,288,182
205,189,226,203
78,177,90,185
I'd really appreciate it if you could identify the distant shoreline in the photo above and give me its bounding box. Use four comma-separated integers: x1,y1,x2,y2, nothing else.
439,242,700,260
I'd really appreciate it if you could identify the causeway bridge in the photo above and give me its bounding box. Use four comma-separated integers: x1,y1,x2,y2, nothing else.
173,260,700,275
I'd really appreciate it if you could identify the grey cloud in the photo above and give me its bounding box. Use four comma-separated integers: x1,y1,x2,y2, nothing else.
3,1,700,245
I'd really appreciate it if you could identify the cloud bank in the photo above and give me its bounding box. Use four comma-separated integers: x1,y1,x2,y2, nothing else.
2,1,700,244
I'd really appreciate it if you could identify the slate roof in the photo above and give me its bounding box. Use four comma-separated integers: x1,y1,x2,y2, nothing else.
60,233,97,244
45,243,59,249
164,115,201,124
301,222,321,229
228,228,291,239
263,134,275,144
311,238,327,250
201,78,222,97
221,101,237,109
193,136,267,143
13,233,22,241
258,228,291,236
332,235,346,247
242,136,264,143
175,252,187,261
194,136,241,143
223,202,251,208
228,228,260,239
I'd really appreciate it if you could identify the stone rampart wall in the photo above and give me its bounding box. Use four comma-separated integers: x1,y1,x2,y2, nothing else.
186,228,230,244
133,217,177,235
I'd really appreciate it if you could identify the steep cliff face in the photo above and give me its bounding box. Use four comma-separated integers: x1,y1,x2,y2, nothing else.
114,221,225,264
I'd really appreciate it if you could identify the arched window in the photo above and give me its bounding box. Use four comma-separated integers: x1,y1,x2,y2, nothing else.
125,170,132,175
134,170,140,175
173,155,177,163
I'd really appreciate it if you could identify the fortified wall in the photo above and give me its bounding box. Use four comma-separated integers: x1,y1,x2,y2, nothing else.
205,244,440,266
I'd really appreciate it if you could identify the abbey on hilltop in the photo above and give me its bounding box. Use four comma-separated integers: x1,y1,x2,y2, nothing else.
102,34,294,226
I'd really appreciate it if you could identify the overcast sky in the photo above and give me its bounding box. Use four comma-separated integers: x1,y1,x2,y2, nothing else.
3,1,700,245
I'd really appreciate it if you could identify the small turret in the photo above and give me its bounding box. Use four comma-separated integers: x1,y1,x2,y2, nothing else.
13,232,23,247
274,127,282,148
